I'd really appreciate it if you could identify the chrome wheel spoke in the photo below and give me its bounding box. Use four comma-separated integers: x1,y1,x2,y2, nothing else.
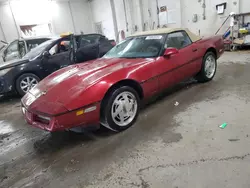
119,112,125,124
113,105,123,117
21,80,28,85
21,85,28,89
27,77,30,84
30,79,37,84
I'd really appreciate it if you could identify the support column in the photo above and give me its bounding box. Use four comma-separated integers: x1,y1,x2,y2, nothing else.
110,0,119,41
8,1,20,38
0,21,7,41
139,0,144,31
68,0,76,33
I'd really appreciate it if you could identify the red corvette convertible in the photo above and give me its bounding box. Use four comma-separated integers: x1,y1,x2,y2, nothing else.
21,28,224,132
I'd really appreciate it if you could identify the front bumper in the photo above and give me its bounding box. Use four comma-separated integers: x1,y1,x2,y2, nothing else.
22,103,101,132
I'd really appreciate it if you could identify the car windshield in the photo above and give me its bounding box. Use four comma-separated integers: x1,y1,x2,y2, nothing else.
23,39,56,60
104,35,164,58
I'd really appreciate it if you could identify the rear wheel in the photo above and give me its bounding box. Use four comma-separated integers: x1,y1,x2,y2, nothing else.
195,52,217,83
102,86,140,132
16,73,40,96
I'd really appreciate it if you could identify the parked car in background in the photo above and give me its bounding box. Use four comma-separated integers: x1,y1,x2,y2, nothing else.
0,33,115,96
1,37,51,62
21,28,224,133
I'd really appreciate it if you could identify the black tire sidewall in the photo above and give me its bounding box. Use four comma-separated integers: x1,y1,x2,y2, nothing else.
104,86,140,132
16,73,40,96
198,52,217,82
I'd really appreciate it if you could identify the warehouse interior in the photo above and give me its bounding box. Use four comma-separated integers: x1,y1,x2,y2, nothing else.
1,0,250,188
0,0,249,41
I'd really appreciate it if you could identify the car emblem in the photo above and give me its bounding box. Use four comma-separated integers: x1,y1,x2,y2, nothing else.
41,91,47,96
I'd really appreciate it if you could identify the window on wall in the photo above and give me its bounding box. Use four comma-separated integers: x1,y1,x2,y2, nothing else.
165,31,192,49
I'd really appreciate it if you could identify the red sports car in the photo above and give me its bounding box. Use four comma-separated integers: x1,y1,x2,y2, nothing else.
21,28,224,132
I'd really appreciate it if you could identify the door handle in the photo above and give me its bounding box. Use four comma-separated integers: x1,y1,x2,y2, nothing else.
192,49,198,52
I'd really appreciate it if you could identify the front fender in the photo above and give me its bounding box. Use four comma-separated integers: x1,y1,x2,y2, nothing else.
62,68,141,111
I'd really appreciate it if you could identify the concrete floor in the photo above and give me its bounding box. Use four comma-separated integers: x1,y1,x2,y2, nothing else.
1,51,250,188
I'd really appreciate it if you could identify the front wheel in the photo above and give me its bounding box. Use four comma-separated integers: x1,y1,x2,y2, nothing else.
102,86,140,132
195,52,217,83
16,73,40,96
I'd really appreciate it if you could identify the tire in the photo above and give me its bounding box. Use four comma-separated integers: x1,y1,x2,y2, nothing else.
102,86,140,132
195,52,217,83
16,73,40,96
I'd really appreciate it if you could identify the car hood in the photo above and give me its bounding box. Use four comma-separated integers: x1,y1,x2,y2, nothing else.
23,57,150,113
0,58,29,70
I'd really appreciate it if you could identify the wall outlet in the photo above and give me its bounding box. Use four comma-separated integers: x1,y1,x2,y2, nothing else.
192,14,198,22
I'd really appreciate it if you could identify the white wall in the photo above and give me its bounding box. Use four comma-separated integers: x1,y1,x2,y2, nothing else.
0,2,19,42
51,0,94,35
90,0,115,40
112,0,157,38
0,26,5,41
158,0,182,28
70,1,94,34
51,1,75,34
114,0,126,33
111,0,181,40
0,0,94,42
10,0,52,25
112,0,244,38
240,0,250,14
181,0,240,36
1,0,249,43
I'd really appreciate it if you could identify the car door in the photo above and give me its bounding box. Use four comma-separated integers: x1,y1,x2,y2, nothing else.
3,40,20,61
42,38,72,76
155,31,196,91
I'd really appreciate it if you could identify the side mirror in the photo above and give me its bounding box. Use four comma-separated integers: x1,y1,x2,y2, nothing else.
163,48,179,58
42,51,49,58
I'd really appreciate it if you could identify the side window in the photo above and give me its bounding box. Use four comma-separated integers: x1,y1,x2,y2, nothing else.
79,35,100,47
4,41,19,61
49,39,70,55
6,41,18,55
165,31,192,50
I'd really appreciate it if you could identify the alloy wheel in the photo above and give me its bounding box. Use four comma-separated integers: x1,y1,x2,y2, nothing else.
205,55,216,79
111,91,138,127
20,76,38,93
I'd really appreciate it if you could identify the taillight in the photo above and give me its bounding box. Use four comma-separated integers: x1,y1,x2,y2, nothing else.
111,41,116,46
